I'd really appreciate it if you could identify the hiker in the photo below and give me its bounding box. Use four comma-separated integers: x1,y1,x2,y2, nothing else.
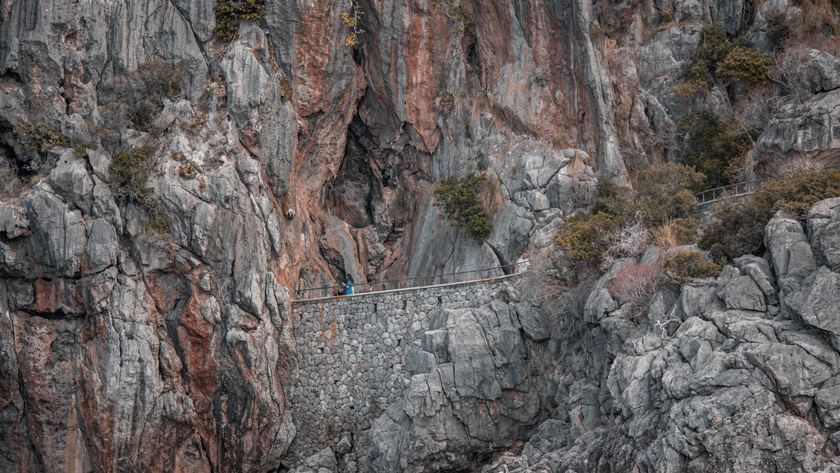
295,277,305,299
516,251,530,273
342,275,354,295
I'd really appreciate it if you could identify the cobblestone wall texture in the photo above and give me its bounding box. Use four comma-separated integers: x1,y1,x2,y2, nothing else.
288,279,512,461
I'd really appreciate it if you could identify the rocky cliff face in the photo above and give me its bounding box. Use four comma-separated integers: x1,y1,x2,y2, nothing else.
0,0,839,471
479,199,840,472
289,200,840,473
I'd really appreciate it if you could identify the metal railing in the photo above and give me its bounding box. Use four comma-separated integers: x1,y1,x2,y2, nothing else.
696,164,840,207
294,261,529,300
696,179,767,206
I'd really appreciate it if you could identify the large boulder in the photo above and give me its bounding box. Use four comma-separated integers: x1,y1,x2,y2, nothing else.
808,197,840,272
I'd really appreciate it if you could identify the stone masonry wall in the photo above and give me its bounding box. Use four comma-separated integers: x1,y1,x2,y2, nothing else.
287,278,516,462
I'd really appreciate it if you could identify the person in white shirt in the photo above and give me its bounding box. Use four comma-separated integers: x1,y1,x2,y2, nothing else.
516,250,530,273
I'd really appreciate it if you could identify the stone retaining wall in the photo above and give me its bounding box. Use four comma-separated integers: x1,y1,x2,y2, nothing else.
287,278,515,462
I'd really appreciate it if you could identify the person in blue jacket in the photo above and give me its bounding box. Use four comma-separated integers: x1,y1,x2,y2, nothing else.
342,275,354,295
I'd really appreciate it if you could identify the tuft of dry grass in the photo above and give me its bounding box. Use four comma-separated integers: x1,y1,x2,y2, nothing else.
652,219,699,251
608,263,661,320
653,222,680,251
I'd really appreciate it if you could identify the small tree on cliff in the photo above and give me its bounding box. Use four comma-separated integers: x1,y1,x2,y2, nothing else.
434,173,497,242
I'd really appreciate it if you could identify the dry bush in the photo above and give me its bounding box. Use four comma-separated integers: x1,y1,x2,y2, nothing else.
793,0,840,54
773,47,813,100
724,152,753,183
601,214,650,271
652,222,679,251
732,85,785,130
608,263,661,319
771,155,829,175
113,60,184,131
522,250,571,304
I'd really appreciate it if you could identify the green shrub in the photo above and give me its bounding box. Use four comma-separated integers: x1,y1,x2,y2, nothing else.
14,123,68,153
700,170,840,262
676,25,735,94
555,163,707,283
675,24,771,94
635,163,706,226
664,250,722,286
434,173,495,241
556,212,621,268
593,180,636,221
716,46,773,84
595,164,705,227
109,146,156,204
148,213,172,234
676,112,757,188
214,0,266,42
279,78,293,102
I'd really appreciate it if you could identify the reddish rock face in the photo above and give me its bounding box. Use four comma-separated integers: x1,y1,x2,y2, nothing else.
13,0,834,470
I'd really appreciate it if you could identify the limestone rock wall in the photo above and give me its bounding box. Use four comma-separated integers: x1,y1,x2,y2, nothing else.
0,0,838,472
481,198,840,473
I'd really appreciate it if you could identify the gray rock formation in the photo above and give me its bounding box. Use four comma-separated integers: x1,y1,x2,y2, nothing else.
0,0,838,471
480,199,840,473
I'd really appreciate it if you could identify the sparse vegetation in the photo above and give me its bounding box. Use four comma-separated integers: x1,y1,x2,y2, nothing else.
340,1,365,47
676,112,758,188
663,250,721,286
14,123,68,153
608,263,661,319
148,213,172,234
675,24,773,95
179,112,207,135
434,173,497,242
432,0,470,32
109,146,156,204
700,170,840,262
115,60,184,131
172,152,198,180
214,0,266,42
600,215,651,271
279,78,293,102
555,163,705,283
652,219,699,250
774,47,815,99
767,12,791,51
437,92,455,109
73,144,90,158
109,146,173,234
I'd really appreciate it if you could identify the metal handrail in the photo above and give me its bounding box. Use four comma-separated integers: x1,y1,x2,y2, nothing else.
696,178,767,205
696,164,840,206
295,260,530,299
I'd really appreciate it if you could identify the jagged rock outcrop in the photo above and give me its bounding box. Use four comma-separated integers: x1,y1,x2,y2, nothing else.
365,286,554,472
480,199,840,472
0,129,296,471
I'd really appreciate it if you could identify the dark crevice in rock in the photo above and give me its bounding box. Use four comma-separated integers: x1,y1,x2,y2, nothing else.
327,116,381,229
0,70,23,83
486,242,509,273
